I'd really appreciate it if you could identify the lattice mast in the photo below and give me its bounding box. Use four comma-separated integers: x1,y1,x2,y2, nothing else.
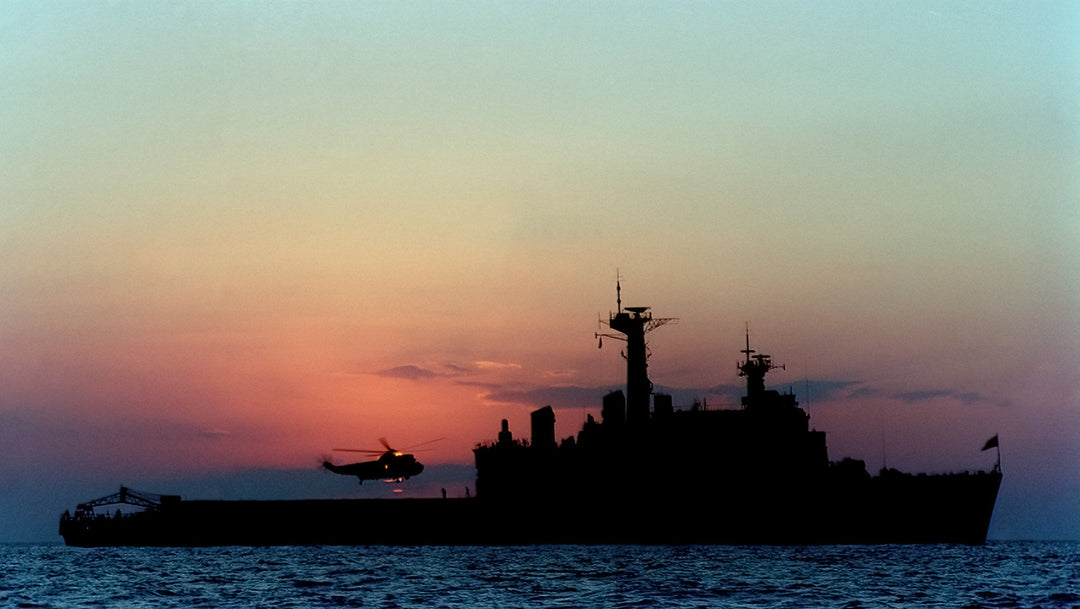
597,278,677,424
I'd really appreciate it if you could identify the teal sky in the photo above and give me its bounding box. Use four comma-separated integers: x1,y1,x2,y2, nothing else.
1,1,1078,541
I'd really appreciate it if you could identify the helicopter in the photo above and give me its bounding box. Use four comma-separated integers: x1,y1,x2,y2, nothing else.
322,438,440,484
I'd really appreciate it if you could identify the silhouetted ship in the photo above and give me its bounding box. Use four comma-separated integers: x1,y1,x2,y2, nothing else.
60,287,1002,546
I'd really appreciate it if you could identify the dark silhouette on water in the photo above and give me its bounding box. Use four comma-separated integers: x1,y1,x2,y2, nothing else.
59,284,1001,546
321,437,430,484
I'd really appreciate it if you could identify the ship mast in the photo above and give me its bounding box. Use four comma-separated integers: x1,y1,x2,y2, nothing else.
738,327,784,408
598,279,677,425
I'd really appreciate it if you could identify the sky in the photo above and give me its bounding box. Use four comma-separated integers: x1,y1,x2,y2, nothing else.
1,1,1077,542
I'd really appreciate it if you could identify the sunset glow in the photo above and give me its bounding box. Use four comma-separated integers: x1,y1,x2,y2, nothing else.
2,1,1077,541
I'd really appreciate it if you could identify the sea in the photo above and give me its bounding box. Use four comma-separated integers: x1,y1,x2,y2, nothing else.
1,542,1076,608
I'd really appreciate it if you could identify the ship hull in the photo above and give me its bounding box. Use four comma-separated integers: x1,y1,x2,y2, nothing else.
60,471,1000,547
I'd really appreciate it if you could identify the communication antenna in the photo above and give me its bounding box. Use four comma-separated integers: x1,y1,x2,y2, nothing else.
616,269,622,313
741,323,754,363
880,405,888,473
804,363,811,418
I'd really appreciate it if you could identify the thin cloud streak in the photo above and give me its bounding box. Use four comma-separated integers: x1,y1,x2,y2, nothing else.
890,389,1006,408
370,361,524,381
372,365,441,381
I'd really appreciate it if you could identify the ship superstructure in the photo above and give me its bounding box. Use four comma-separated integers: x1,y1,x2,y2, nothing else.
471,287,998,544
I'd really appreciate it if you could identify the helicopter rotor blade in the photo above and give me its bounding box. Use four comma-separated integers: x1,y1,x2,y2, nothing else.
332,437,442,455
400,437,446,451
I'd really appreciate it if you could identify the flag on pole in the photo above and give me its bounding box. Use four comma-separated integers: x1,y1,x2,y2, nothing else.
981,434,999,451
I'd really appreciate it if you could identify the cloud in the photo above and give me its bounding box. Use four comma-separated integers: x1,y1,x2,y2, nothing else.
199,428,232,439
796,383,1001,407
893,390,952,403
452,380,503,391
484,385,606,410
891,390,991,406
800,380,863,402
369,361,522,382
372,365,441,380
473,361,522,371
846,386,882,400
